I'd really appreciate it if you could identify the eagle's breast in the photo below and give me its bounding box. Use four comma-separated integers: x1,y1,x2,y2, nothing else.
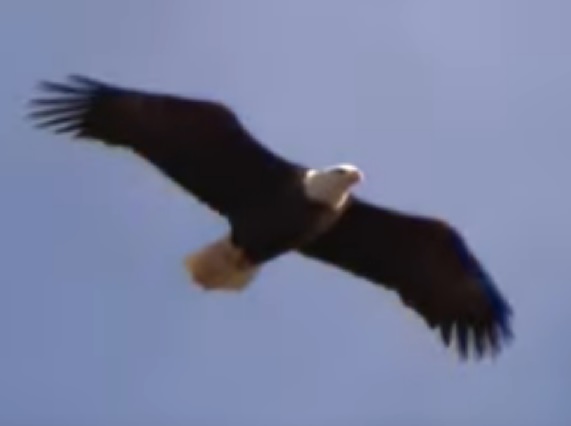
228,183,346,265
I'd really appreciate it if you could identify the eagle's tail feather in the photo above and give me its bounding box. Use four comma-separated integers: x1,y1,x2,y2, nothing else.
184,237,259,291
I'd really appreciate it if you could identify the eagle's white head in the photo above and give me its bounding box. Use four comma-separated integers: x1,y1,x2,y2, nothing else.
303,163,364,209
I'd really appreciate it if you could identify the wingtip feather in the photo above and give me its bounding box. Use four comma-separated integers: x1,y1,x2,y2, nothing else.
444,230,514,360
27,75,104,136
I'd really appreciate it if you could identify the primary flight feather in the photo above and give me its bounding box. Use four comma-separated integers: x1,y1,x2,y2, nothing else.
28,75,513,360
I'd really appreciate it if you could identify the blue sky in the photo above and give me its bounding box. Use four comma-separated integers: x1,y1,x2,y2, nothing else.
1,0,570,424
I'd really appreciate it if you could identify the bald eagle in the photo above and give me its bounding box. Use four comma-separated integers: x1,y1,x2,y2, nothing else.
28,75,513,359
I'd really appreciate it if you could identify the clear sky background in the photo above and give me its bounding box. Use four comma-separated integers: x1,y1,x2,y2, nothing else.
1,0,570,425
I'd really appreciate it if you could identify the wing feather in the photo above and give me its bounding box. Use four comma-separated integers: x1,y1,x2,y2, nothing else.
300,197,513,359
28,75,305,217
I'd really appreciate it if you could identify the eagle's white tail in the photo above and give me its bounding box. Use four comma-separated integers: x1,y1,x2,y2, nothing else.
184,237,259,291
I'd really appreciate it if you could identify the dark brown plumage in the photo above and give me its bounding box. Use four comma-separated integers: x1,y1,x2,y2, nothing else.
301,200,512,357
28,75,305,217
28,74,513,360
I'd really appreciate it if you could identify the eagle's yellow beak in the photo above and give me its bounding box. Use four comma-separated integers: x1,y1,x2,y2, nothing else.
345,168,364,185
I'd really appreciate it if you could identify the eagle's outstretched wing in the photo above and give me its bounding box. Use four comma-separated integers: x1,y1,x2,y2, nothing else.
300,198,513,359
28,75,305,217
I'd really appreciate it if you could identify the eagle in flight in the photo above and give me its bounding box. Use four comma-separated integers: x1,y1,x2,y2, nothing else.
28,75,513,360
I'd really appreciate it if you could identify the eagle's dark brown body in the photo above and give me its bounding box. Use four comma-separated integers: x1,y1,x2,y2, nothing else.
28,74,514,360
230,184,349,265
